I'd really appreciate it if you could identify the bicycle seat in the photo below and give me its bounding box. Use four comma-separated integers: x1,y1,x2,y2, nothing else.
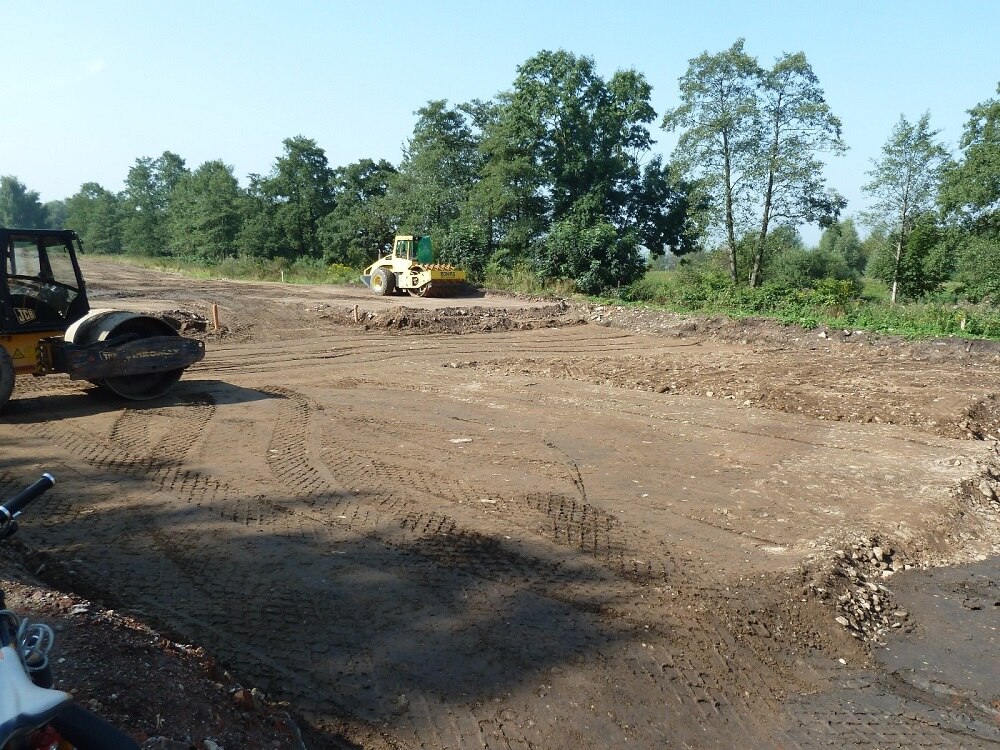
0,644,71,744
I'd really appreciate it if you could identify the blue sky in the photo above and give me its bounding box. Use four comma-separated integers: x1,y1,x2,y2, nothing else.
2,0,997,243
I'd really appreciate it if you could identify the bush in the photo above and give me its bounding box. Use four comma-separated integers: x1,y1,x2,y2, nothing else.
536,215,645,295
621,264,1000,340
483,260,543,294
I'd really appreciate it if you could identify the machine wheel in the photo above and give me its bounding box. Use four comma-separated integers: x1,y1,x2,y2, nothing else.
0,348,15,412
68,312,184,401
370,268,395,296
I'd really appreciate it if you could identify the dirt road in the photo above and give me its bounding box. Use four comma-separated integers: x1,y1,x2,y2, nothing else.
3,260,1000,748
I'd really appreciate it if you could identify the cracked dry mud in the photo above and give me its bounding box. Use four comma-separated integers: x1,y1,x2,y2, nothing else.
2,258,1000,749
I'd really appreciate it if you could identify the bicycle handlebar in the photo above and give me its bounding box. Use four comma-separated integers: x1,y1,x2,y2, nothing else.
0,473,55,525
0,472,141,749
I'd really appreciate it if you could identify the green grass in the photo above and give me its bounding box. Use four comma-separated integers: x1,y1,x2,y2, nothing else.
86,253,361,286
482,260,576,297
623,268,1000,340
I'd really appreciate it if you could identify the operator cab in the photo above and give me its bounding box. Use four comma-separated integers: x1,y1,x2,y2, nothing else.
0,228,89,333
394,236,416,260
393,234,434,264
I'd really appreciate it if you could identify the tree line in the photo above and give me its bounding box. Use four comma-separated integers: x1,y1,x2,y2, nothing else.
1,43,997,301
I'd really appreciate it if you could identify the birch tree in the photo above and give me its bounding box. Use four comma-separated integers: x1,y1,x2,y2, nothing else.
663,41,845,286
862,113,949,303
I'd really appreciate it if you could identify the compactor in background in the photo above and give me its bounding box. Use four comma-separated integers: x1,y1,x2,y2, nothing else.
361,234,468,297
0,227,205,411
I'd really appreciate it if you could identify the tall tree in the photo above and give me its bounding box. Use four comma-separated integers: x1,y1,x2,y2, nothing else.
44,200,67,229
389,100,479,237
318,158,398,266
505,51,658,222
661,40,762,283
862,113,949,303
235,173,282,259
485,49,696,291
748,52,846,286
816,218,864,275
0,176,47,228
262,136,336,259
121,151,189,254
166,160,243,260
663,40,845,286
866,214,951,300
628,156,702,258
940,84,1000,300
472,95,547,261
65,182,123,253
940,84,1000,236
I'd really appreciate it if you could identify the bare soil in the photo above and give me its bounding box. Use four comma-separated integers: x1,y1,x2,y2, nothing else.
2,259,1000,749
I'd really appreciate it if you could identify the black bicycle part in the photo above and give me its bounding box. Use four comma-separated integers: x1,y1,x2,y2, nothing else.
0,473,55,526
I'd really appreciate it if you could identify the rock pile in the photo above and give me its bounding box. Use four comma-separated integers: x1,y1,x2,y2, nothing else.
971,460,1000,513
957,396,1000,441
826,538,912,643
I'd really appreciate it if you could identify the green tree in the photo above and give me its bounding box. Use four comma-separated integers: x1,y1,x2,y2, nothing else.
941,84,1000,236
0,176,47,228
817,218,865,275
956,235,1000,301
862,113,949,303
508,52,656,220
629,157,702,259
940,84,1000,299
121,151,189,254
536,208,644,295
44,200,67,229
166,160,243,260
663,40,845,286
318,158,398,266
866,214,951,300
65,182,122,253
662,40,765,283
748,52,846,287
737,225,804,287
254,136,336,259
389,100,479,238
235,173,282,259
471,95,546,263
487,49,696,291
768,248,853,291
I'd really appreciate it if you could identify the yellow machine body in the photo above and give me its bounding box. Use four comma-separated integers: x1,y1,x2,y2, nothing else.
361,235,467,297
0,332,61,375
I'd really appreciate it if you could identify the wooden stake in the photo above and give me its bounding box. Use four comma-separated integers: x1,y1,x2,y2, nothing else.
353,304,359,323
211,304,220,331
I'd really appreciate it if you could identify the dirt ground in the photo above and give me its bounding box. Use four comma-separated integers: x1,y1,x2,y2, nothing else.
2,259,1000,749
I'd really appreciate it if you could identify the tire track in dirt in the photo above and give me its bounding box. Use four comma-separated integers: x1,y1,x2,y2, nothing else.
239,378,995,748
198,326,647,375
8,397,365,718
307,397,675,583
17,381,787,747
255,385,802,746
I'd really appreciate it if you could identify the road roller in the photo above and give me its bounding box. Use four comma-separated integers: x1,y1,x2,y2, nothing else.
361,234,468,297
0,227,205,411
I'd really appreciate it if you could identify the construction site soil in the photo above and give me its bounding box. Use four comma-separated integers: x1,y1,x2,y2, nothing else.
2,258,999,749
